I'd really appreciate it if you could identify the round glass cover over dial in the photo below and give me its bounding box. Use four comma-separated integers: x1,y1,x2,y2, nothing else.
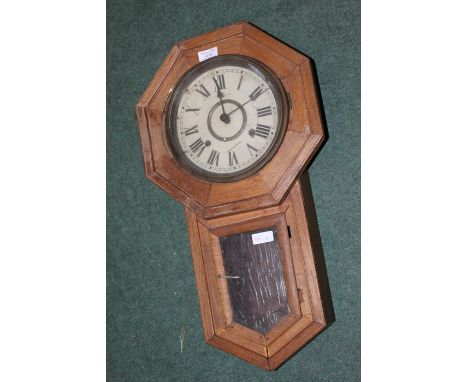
165,55,288,182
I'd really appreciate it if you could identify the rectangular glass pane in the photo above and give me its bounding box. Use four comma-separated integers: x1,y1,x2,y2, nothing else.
219,228,290,334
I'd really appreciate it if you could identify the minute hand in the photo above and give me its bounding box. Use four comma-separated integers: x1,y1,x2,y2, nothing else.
226,90,266,116
226,99,251,116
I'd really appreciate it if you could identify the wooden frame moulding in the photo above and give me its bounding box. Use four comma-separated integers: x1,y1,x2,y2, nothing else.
136,21,326,219
185,173,334,370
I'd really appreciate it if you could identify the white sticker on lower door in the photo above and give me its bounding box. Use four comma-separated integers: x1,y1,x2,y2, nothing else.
197,46,218,62
251,231,274,245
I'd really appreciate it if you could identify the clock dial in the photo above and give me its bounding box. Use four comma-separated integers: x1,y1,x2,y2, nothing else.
165,55,288,182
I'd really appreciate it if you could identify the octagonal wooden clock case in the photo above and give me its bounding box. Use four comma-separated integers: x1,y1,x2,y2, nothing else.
136,22,333,370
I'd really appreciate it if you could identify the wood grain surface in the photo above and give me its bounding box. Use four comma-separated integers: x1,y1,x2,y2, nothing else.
185,173,334,370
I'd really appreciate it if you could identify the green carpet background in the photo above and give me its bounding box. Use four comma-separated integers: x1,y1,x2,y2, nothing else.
107,1,360,380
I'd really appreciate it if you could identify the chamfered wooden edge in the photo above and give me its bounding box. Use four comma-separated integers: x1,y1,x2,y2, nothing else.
296,172,335,325
184,173,334,370
136,21,326,219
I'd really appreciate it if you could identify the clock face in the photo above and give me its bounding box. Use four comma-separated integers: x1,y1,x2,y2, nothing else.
165,55,288,182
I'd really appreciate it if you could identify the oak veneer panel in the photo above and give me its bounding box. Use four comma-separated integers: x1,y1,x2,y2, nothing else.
197,223,227,330
146,57,190,108
207,175,271,206
217,324,267,356
242,22,307,66
146,171,206,216
203,203,288,231
263,312,301,346
281,68,312,134
136,107,156,175
211,238,233,325
138,45,182,108
185,209,215,341
299,60,325,136
267,321,326,370
271,134,324,203
296,175,334,324
176,22,245,51
240,35,297,79
290,180,328,323
261,131,308,191
285,206,313,317
267,316,314,357
209,214,283,239
275,217,302,317
207,334,270,370
181,35,244,63
203,193,278,219
152,158,213,205
223,322,265,346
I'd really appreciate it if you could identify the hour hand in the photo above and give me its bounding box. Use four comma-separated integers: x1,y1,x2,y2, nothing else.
213,77,229,123
213,77,224,99
216,83,223,99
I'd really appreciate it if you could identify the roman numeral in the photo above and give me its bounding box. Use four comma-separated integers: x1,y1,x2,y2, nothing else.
247,143,259,156
207,150,220,166
254,124,271,138
257,106,272,118
249,86,263,100
212,74,226,90
184,125,198,136
237,75,243,90
189,138,206,157
229,151,239,166
185,108,200,112
195,84,210,99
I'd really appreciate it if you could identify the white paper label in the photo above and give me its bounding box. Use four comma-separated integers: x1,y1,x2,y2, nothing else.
198,46,218,62
251,231,274,245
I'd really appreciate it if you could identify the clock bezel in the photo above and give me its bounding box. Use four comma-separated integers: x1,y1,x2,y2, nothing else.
164,54,289,183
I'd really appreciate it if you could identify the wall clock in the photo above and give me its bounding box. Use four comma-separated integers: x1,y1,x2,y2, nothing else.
136,22,333,370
